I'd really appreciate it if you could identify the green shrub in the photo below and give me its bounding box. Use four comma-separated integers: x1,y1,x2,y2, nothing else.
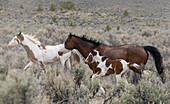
78,7,82,11
123,10,129,16
0,65,8,80
37,4,43,11
50,3,56,11
60,1,75,10
52,16,58,23
73,67,85,88
116,26,120,31
40,66,89,103
151,23,156,27
20,4,24,9
70,21,74,27
106,24,111,31
60,7,63,11
165,24,168,29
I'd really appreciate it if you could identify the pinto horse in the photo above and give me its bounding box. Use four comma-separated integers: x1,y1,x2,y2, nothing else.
85,49,142,85
59,33,164,82
8,32,80,78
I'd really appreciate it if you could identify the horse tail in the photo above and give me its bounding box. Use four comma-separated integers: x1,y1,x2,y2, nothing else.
144,46,164,75
71,50,80,66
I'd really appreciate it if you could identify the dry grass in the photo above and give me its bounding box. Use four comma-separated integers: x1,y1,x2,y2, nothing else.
0,0,170,103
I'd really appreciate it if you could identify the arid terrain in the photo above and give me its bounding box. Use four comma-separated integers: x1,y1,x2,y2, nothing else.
0,0,170,103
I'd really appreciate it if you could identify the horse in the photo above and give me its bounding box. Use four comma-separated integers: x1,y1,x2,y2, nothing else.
58,33,164,83
85,49,142,86
8,32,80,78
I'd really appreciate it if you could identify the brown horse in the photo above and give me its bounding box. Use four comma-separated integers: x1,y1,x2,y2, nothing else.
59,33,164,82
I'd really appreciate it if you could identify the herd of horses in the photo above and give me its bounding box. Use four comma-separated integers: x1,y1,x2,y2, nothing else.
8,32,164,84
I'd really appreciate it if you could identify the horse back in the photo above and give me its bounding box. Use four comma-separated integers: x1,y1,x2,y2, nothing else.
98,44,147,64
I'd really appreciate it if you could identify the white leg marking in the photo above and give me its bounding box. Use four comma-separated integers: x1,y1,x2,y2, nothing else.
23,61,34,70
116,75,122,86
66,58,71,70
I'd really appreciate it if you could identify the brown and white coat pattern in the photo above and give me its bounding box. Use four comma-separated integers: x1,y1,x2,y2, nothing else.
85,49,141,85
8,32,72,77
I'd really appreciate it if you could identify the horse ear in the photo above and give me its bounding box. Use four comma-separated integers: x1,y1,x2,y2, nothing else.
69,33,72,38
18,32,21,36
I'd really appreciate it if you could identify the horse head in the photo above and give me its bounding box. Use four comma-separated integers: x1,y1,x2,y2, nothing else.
64,33,75,50
85,49,100,63
8,32,24,49
85,52,93,64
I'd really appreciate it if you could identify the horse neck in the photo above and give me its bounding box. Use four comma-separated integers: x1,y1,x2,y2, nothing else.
93,55,102,63
21,36,40,53
73,38,97,58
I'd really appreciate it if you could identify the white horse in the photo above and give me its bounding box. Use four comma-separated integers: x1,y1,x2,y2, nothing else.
8,32,80,77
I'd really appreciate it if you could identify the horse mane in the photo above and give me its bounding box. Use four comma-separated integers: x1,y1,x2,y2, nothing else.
24,34,41,45
71,34,100,46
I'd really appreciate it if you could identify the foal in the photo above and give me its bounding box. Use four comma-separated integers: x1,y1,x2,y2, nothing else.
85,49,142,85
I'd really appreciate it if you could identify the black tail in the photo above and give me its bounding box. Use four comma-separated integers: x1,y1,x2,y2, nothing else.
144,46,164,75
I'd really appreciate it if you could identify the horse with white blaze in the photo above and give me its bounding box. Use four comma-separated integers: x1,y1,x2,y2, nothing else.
8,32,80,78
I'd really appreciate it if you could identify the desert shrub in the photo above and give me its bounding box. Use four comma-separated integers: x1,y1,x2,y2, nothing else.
70,21,74,27
165,24,168,29
123,10,129,16
40,66,89,103
106,33,120,45
110,73,170,104
36,25,68,44
49,3,56,11
151,23,156,27
116,26,120,31
20,4,24,9
0,65,8,80
37,4,43,11
0,3,3,11
141,29,153,37
106,24,111,31
0,69,39,104
78,7,82,11
60,1,75,10
60,7,63,11
73,67,86,89
52,16,58,24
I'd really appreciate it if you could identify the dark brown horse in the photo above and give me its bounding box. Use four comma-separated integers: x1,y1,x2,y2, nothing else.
60,33,164,82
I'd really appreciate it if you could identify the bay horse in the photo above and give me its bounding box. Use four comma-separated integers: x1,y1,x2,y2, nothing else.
8,32,80,78
59,33,164,83
85,49,142,86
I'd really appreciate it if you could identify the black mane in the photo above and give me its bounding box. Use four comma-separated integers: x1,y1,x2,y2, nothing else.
70,33,100,46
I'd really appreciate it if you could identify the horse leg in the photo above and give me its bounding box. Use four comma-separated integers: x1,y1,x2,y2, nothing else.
122,75,128,87
66,58,72,70
90,73,106,97
91,73,99,81
116,75,122,86
37,61,45,79
23,61,34,70
60,58,66,72
121,70,129,86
